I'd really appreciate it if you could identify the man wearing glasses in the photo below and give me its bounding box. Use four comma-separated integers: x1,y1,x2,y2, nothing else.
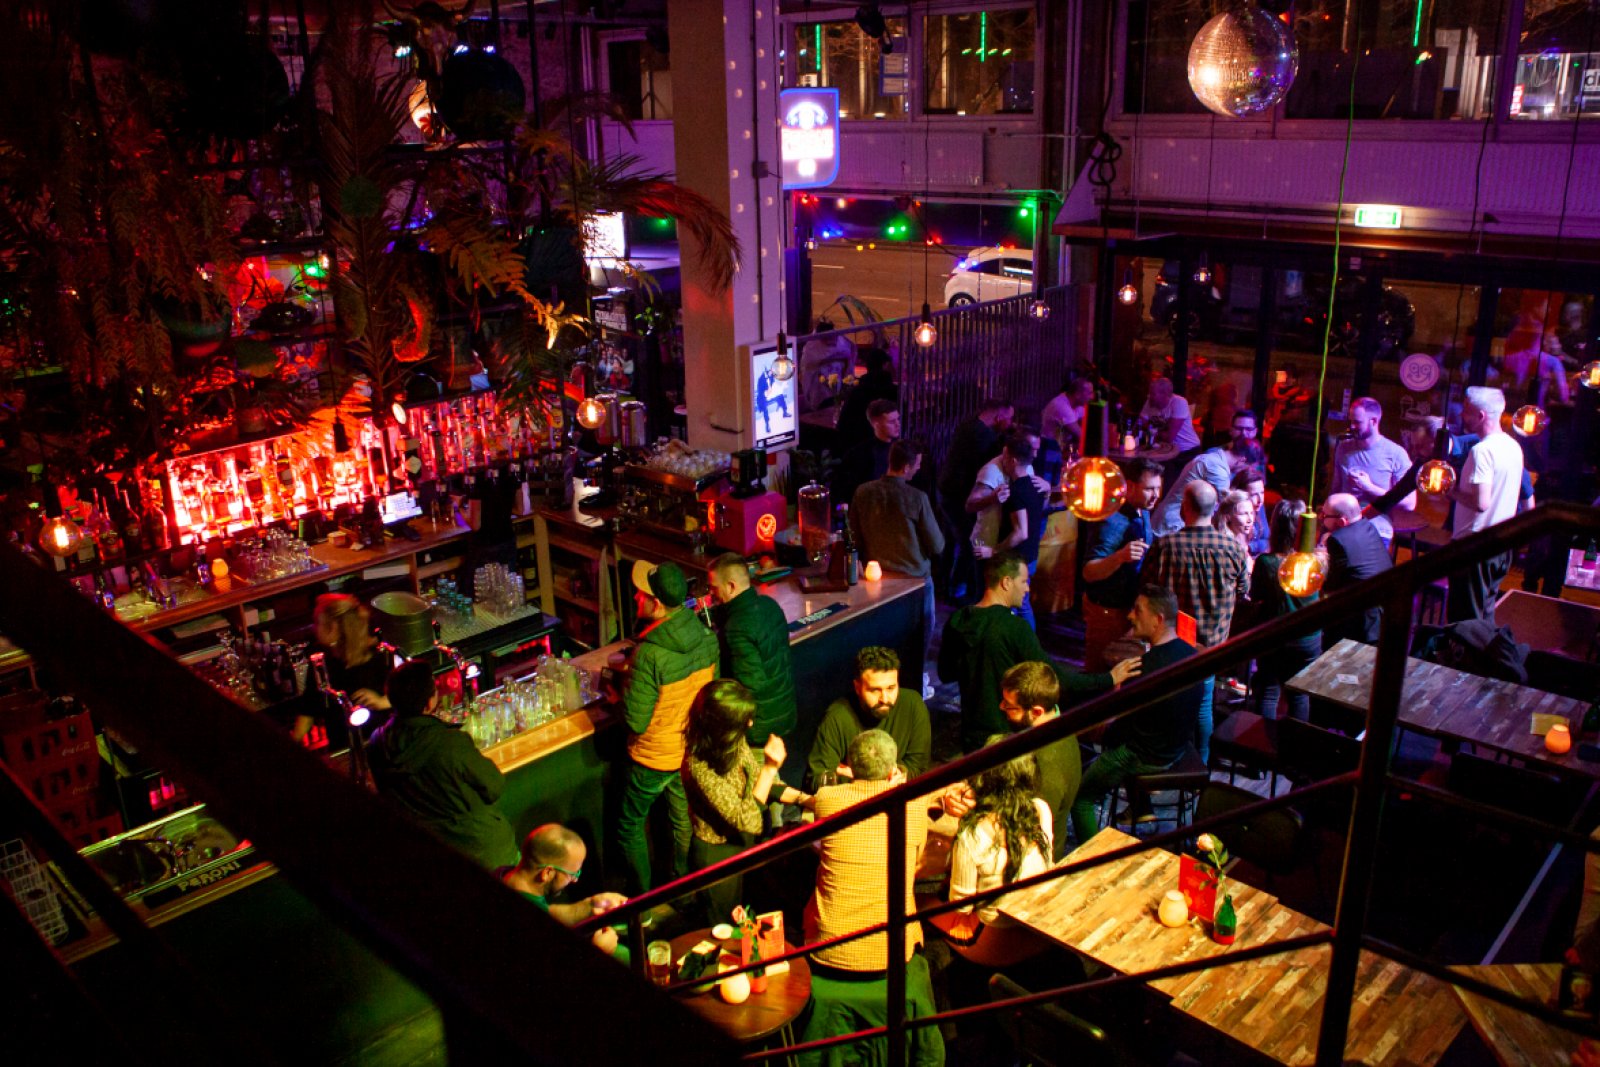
500,824,629,961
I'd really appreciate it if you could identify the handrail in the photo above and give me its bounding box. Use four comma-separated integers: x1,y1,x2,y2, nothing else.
2,501,1594,1064
0,541,739,1066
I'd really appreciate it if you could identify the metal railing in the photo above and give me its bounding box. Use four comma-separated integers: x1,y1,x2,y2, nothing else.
3,502,1599,1064
796,286,1086,470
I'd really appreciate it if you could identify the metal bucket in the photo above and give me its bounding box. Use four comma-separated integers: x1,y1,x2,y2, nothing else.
369,591,434,657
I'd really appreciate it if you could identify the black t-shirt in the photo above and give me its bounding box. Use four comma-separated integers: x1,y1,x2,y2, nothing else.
1106,638,1202,765
315,651,391,751
1002,476,1046,566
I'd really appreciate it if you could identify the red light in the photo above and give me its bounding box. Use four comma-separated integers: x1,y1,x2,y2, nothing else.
756,513,778,542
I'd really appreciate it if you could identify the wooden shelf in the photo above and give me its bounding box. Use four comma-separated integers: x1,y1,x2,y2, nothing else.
546,533,604,558
417,557,466,581
552,590,600,613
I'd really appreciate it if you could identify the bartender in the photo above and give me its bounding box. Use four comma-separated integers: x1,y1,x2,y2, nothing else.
460,466,519,597
297,593,393,748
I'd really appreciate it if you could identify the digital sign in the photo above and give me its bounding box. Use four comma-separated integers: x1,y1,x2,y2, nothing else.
780,88,840,190
749,339,798,451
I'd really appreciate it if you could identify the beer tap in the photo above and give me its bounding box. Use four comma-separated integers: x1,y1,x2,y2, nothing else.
311,651,373,789
431,619,479,708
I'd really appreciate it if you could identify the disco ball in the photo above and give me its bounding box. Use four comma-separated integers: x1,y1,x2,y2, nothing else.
1187,6,1299,118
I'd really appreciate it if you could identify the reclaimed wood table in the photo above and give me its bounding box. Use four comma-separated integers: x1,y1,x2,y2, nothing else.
999,829,1466,1066
1449,963,1581,1067
1287,640,1594,776
666,928,812,1046
1495,590,1600,662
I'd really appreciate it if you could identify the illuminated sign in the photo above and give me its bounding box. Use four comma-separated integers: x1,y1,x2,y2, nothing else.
780,88,840,189
755,513,779,543
1353,205,1404,229
750,339,798,451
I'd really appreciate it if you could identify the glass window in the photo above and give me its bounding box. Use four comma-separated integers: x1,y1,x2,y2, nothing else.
787,19,909,120
606,37,672,120
1364,277,1477,436
1001,257,1033,279
1285,0,1503,119
1125,0,1503,117
1484,286,1590,482
923,9,1036,115
1511,0,1600,120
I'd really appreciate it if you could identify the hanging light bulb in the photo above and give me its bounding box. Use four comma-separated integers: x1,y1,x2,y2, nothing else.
914,302,937,347
1416,459,1456,497
1192,253,1211,286
770,331,796,382
1582,361,1600,390
1278,510,1328,597
1117,268,1138,306
1028,299,1050,321
391,398,409,426
1511,404,1549,438
39,513,83,558
576,395,608,430
1061,401,1128,521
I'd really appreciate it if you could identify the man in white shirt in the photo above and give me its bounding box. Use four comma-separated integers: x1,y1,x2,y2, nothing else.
966,428,1046,557
1331,397,1412,544
1446,386,1525,623
1041,377,1094,455
1139,376,1201,453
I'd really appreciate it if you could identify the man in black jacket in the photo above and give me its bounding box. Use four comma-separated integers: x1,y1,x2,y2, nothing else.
706,553,797,748
1320,493,1393,647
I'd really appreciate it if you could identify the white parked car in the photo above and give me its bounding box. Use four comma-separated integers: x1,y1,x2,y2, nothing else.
943,247,1034,306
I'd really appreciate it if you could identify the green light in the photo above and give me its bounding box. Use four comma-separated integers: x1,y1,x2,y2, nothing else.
303,262,327,278
979,11,987,63
1017,199,1035,220
653,216,674,229
1411,0,1423,48
814,24,821,70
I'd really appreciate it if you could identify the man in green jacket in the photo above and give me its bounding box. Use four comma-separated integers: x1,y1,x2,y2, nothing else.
706,552,797,747
616,560,720,894
368,659,518,869
939,553,1139,753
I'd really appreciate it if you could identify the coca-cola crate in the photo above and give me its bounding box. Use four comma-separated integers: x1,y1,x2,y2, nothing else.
0,693,98,775
17,757,102,810
68,812,124,849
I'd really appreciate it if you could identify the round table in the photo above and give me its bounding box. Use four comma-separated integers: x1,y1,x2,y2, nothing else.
666,928,812,1046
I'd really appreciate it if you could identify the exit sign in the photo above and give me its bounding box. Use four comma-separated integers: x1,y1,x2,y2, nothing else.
1353,205,1404,229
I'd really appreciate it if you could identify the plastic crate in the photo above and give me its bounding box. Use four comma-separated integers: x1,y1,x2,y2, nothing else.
0,838,67,945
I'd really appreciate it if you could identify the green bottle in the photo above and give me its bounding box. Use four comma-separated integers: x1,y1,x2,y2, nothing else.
1214,894,1237,945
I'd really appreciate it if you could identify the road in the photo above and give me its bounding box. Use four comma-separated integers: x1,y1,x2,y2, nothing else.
806,242,974,328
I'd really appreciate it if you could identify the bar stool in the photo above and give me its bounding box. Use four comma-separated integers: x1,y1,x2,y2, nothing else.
1104,745,1211,833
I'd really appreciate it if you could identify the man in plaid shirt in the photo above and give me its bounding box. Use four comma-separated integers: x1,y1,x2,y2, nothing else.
1140,481,1249,763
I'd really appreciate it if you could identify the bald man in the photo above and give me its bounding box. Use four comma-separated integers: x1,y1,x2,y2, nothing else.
1319,492,1393,648
706,552,796,746
500,824,630,961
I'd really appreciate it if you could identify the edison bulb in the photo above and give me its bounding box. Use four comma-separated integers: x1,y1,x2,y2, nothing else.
1117,282,1139,305
771,350,796,382
1278,549,1327,597
1028,299,1050,321
576,396,607,429
1416,459,1455,497
1582,361,1600,390
1062,456,1128,521
913,319,937,347
1193,264,1211,285
39,515,83,557
1511,404,1548,438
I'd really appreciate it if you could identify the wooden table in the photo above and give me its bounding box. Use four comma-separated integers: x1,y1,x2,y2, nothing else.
1449,963,1580,1067
666,928,812,1046
1496,590,1600,662
1109,441,1180,465
1287,640,1593,776
999,829,1466,1066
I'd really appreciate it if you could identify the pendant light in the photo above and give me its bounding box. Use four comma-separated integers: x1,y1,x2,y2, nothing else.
914,302,937,347
1117,268,1139,305
1028,298,1050,321
38,498,84,558
1192,252,1211,286
770,331,796,382
1416,426,1455,497
1511,404,1548,438
576,394,608,430
1277,510,1327,597
1582,361,1600,390
1061,401,1128,521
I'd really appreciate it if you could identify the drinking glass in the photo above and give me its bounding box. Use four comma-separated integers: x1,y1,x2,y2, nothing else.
646,941,673,986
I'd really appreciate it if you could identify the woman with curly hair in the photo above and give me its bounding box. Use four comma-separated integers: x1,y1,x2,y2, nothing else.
934,738,1053,968
683,679,812,923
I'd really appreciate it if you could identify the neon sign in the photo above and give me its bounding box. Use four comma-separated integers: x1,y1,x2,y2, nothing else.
756,513,779,543
780,88,840,189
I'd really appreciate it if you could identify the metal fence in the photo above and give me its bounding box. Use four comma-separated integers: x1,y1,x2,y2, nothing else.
796,285,1088,470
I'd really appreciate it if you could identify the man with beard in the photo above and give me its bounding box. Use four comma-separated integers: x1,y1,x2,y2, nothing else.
806,646,931,788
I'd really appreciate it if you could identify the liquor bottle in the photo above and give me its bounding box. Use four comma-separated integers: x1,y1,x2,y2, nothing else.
1213,894,1237,945
116,488,146,554
90,491,124,562
195,543,213,588
839,504,859,585
140,483,173,552
431,410,450,479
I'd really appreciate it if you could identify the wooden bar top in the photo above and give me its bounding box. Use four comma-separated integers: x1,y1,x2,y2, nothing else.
1287,639,1593,776
1001,829,1465,1066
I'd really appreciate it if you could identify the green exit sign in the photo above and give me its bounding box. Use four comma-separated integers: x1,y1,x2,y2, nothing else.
1353,205,1404,229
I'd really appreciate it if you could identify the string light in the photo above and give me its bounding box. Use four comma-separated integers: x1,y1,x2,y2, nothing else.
1278,511,1327,597
1511,404,1548,438
1028,299,1050,320
1061,401,1128,521
1117,267,1138,305
1416,459,1455,497
914,302,937,347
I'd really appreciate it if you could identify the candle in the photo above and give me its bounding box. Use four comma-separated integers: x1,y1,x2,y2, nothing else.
1158,890,1189,928
1123,433,1138,454
863,560,883,581
1546,722,1572,754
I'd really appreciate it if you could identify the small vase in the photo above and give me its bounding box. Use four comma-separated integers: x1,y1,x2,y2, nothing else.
749,971,768,994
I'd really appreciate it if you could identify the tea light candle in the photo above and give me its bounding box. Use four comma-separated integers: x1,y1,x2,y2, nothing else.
1123,433,1138,454
1546,721,1573,754
863,560,883,581
1158,890,1189,928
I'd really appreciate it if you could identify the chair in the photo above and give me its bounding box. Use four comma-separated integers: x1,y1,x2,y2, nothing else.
1525,650,1597,703
1209,711,1281,789
1193,782,1307,883
1107,746,1211,833
1446,753,1569,827
1275,717,1361,831
799,954,946,1067
988,973,1125,1067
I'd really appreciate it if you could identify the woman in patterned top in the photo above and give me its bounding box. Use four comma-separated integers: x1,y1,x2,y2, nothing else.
683,679,812,923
